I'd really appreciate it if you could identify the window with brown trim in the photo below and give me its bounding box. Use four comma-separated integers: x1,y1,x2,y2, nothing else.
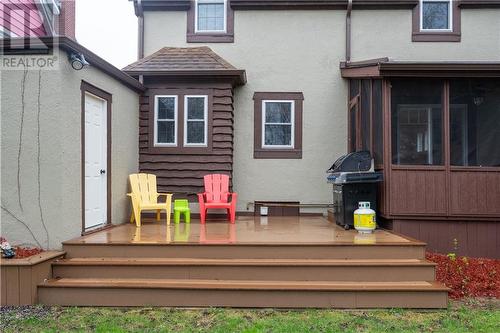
148,89,213,154
412,0,461,42
253,92,303,159
187,0,234,43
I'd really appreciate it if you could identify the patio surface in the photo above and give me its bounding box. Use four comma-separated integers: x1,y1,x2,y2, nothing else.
66,216,418,245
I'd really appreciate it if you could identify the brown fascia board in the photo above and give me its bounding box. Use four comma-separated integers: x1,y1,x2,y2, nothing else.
340,57,388,77
379,61,500,77
136,0,191,12
0,37,145,92
124,69,247,86
230,0,418,10
341,59,500,78
459,0,500,8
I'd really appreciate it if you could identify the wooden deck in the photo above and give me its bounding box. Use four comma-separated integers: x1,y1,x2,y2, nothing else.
66,216,419,246
38,216,448,308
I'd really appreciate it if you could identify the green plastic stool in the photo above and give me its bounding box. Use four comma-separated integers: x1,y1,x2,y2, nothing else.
174,199,191,224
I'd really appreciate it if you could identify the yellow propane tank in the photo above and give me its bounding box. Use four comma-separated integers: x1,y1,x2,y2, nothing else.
353,201,376,233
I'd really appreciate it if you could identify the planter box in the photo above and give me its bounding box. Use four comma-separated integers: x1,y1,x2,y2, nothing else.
0,251,64,306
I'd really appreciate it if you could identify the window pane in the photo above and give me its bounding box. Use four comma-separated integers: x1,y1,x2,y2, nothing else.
391,79,443,165
186,121,205,144
157,97,175,120
361,79,371,151
372,80,383,165
187,97,205,120
450,78,500,167
197,3,224,31
157,121,175,144
265,102,292,123
422,1,449,30
265,125,292,146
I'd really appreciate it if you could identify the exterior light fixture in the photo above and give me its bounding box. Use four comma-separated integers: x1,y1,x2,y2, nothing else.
69,52,89,70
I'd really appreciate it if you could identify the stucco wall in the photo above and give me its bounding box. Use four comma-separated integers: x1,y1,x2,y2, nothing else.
351,9,500,61
144,10,348,213
142,8,499,214
1,48,139,249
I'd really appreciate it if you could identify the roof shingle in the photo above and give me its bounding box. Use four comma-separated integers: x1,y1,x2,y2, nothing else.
122,46,237,72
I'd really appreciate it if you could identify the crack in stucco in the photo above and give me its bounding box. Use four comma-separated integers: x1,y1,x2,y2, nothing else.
37,69,49,249
16,68,28,212
1,205,43,249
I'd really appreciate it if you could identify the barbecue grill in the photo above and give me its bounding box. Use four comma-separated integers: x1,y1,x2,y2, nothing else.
327,151,383,230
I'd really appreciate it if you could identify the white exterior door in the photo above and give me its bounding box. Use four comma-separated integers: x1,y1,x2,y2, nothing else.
84,93,107,230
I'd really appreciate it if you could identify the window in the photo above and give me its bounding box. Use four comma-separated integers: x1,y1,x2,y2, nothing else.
154,96,177,146
184,95,208,146
262,101,294,148
196,0,226,32
187,0,234,43
412,0,460,42
253,92,303,159
450,78,500,167
391,79,443,165
421,0,452,31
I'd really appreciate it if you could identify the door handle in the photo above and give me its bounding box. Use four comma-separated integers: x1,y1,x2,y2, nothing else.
100,169,106,174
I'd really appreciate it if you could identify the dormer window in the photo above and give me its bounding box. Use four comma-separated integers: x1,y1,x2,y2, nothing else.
196,0,226,33
187,0,234,43
412,0,460,42
420,0,452,31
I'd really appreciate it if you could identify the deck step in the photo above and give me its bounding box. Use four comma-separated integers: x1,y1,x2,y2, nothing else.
52,258,436,281
62,243,426,260
38,278,448,308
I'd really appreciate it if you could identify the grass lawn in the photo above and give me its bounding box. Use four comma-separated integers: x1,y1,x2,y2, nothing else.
1,299,498,333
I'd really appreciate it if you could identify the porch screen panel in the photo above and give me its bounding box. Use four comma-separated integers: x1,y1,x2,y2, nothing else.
372,80,383,165
361,79,371,152
391,79,443,165
349,80,360,152
450,78,500,167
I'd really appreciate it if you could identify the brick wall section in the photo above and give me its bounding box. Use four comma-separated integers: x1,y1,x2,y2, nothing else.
57,0,75,38
138,85,234,198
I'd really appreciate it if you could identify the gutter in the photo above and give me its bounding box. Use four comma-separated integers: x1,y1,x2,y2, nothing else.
345,0,352,63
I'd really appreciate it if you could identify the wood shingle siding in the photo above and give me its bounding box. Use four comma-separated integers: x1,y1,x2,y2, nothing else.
139,86,234,197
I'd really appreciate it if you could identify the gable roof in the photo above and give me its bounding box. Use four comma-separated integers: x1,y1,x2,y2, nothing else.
123,46,246,86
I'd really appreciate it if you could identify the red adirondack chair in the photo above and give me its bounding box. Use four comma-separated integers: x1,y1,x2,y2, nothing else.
197,174,237,224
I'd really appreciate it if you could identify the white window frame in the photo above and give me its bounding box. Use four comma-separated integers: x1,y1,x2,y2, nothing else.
262,100,295,149
420,0,452,32
195,0,227,33
184,95,208,147
154,95,178,147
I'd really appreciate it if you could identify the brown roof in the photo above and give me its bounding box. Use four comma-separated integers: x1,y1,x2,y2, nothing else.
122,46,246,86
340,58,500,78
123,46,237,72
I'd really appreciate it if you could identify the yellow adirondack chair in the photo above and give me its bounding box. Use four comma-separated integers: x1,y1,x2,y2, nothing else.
128,173,172,227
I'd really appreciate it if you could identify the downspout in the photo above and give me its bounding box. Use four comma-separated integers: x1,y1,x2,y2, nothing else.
135,0,145,84
136,0,144,60
346,0,353,63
